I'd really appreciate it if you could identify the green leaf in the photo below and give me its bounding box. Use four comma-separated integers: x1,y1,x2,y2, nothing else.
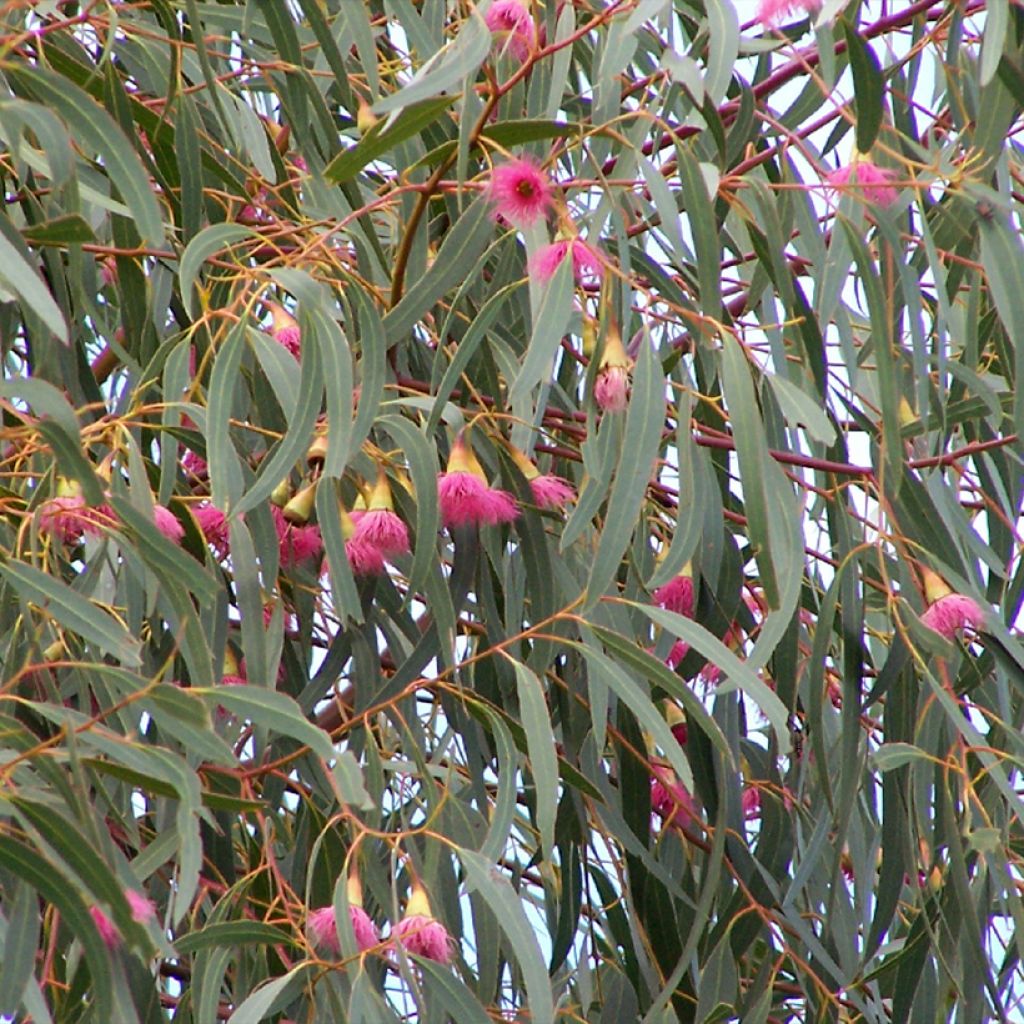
0,835,113,1021
0,881,40,1016
872,742,933,771
977,210,1024,435
765,373,836,444
193,687,335,761
175,921,299,956
459,849,556,1024
5,65,164,246
0,218,68,343
226,964,313,1024
382,196,493,344
0,558,142,666
179,224,261,319
372,10,490,115
323,96,454,183
511,661,558,863
20,214,95,245
585,337,665,609
841,19,885,153
719,334,779,608
632,603,791,749
509,257,574,402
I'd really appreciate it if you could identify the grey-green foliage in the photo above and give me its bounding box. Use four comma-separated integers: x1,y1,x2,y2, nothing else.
0,1,1021,1021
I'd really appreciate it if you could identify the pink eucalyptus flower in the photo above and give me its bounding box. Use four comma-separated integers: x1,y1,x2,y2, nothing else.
182,449,208,478
152,504,184,544
354,509,410,559
271,506,322,568
308,905,379,954
439,434,519,528
594,364,630,412
529,474,576,509
392,915,454,964
308,906,339,952
650,765,699,832
653,574,694,617
267,304,301,357
193,502,231,559
345,537,387,576
489,157,552,226
529,238,602,284
665,640,690,670
920,593,987,640
125,890,156,924
826,161,899,208
756,0,821,27
742,786,761,820
438,472,519,528
484,0,536,62
90,906,120,949
37,495,97,544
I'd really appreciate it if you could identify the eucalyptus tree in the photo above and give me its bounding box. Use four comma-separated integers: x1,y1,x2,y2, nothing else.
0,1,1022,1021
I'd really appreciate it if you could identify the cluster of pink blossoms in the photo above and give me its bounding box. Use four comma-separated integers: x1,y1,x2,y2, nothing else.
307,878,453,965
37,480,183,547
488,156,628,413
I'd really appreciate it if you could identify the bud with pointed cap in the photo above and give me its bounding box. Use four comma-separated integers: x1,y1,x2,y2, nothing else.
357,99,378,135
307,434,329,467
283,480,318,525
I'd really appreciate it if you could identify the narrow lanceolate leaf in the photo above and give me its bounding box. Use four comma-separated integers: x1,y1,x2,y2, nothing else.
0,836,113,1020
585,338,665,609
179,224,260,319
509,257,574,402
323,96,454,183
459,850,556,1024
0,221,68,343
192,687,335,762
841,19,885,153
719,334,779,609
371,9,490,115
382,197,493,344
0,559,142,667
511,662,558,863
5,65,164,245
978,211,1024,435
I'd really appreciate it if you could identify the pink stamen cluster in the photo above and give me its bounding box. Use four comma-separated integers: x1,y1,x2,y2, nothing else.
193,502,231,560
650,765,699,832
153,504,184,543
825,161,899,208
529,238,602,284
920,593,987,641
391,914,454,964
37,496,112,544
756,0,821,27
353,508,410,559
529,474,576,510
271,506,322,568
489,157,552,226
483,0,536,63
307,904,380,954
438,472,518,529
653,574,694,617
594,364,630,412
90,906,121,949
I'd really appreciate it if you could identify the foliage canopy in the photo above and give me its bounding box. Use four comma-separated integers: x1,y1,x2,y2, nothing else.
0,1,1023,1021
